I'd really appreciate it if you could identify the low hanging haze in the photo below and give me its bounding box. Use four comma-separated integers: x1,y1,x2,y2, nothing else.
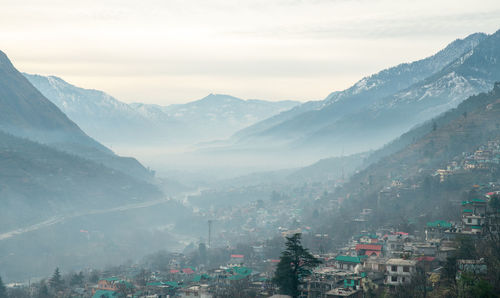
2,0,500,104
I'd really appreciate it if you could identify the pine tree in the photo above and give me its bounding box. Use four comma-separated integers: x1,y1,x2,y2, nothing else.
273,233,321,298
0,275,7,298
70,271,84,286
37,281,50,298
49,268,63,292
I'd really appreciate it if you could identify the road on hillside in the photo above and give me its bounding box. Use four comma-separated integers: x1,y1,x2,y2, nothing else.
0,188,204,241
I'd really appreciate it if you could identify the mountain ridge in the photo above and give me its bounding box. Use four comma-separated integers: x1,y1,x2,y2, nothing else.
0,50,153,181
228,32,491,155
24,74,300,146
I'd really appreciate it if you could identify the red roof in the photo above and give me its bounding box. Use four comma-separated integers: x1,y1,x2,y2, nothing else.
356,244,382,251
417,256,436,262
182,268,195,274
170,269,179,274
365,251,381,257
230,254,244,258
270,259,280,263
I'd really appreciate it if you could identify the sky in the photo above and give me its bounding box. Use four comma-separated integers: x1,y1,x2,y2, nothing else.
1,0,500,105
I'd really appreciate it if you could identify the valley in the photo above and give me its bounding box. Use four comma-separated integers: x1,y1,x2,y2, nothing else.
1,23,500,298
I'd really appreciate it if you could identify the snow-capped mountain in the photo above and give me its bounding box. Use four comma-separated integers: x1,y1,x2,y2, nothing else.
0,50,153,181
227,30,498,155
24,74,299,146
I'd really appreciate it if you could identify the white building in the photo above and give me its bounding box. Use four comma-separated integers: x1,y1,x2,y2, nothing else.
384,259,417,286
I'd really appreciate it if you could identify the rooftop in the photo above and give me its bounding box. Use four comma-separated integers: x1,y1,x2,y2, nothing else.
326,288,360,297
426,220,452,228
386,259,417,266
335,255,363,264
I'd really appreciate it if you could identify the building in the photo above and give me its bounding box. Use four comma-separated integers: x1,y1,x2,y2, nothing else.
457,259,487,277
325,287,362,298
461,199,487,234
425,220,452,240
334,256,364,271
384,259,417,286
355,244,383,257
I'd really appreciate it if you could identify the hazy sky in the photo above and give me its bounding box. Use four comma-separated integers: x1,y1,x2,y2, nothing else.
2,0,500,104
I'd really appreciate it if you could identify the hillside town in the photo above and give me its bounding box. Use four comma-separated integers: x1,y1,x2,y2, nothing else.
3,186,499,298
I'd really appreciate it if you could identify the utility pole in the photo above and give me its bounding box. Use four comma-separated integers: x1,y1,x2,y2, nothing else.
208,220,213,248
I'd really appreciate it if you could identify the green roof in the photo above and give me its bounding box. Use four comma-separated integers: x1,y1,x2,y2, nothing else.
234,267,252,275
426,220,452,228
462,199,486,205
353,234,377,239
344,279,355,287
224,266,253,281
192,274,212,282
162,281,180,288
471,226,482,229
92,290,118,298
463,209,473,213
228,274,248,281
226,266,252,276
335,255,362,263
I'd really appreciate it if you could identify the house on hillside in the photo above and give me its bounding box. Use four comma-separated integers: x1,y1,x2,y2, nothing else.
228,254,244,267
457,259,487,277
355,244,383,257
325,287,362,298
92,277,133,297
461,199,487,234
334,255,364,271
384,259,417,286
425,220,452,240
383,234,408,258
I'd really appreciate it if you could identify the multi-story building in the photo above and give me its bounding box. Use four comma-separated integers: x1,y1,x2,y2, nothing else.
461,199,487,234
384,259,417,286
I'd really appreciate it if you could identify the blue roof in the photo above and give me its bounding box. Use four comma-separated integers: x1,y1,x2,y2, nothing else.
335,255,362,263
92,290,118,298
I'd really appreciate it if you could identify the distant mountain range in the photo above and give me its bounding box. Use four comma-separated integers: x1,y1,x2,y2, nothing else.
23,73,299,146
226,30,500,157
0,51,153,181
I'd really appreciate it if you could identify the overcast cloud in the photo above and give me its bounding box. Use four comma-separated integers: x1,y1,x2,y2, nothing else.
1,0,500,104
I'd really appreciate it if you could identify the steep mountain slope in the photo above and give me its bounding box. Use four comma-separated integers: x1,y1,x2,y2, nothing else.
339,82,500,220
229,32,490,153
24,74,299,145
0,129,162,233
0,50,152,180
0,128,200,282
302,30,500,153
230,99,324,140
0,52,106,151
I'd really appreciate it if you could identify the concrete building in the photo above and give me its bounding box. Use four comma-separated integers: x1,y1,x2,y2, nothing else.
384,259,417,286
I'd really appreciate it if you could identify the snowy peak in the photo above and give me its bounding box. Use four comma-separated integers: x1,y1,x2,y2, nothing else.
226,30,500,157
324,31,487,106
25,74,300,145
197,93,244,104
24,73,136,117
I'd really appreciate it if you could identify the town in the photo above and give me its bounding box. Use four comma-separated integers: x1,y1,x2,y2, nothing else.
2,140,499,297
